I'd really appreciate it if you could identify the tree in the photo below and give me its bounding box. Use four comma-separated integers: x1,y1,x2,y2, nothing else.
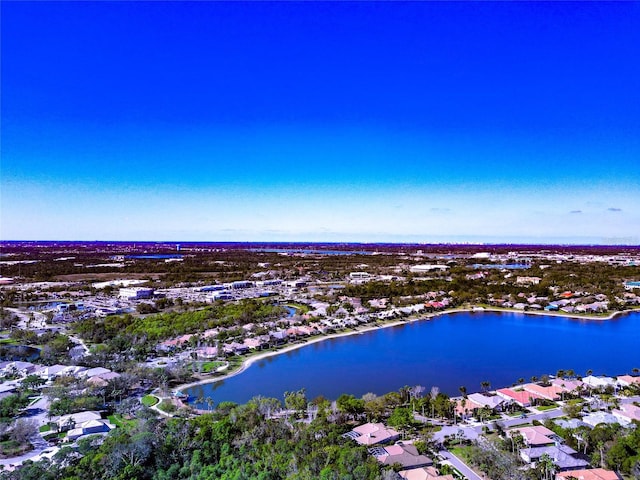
284,388,307,417
459,385,467,398
387,407,413,433
20,374,46,391
538,453,556,480
430,386,440,418
336,394,364,419
480,380,491,392
10,418,38,444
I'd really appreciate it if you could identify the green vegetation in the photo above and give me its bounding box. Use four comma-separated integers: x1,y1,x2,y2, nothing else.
0,394,30,423
0,439,31,458
535,403,558,411
73,299,285,356
9,398,387,480
107,414,136,430
141,395,159,407
199,361,225,373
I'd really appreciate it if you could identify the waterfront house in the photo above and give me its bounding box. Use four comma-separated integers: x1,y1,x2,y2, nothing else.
243,338,265,350
551,378,583,392
343,423,400,446
582,375,616,389
269,330,288,344
496,388,544,407
194,346,218,358
523,382,564,401
612,403,640,426
223,342,249,355
616,375,640,387
467,392,505,410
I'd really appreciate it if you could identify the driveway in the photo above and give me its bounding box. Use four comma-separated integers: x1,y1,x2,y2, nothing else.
439,449,484,480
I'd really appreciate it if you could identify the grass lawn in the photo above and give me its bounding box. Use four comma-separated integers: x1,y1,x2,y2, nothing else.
200,361,225,373
536,404,559,411
39,424,51,433
142,394,159,407
108,414,137,429
449,445,474,464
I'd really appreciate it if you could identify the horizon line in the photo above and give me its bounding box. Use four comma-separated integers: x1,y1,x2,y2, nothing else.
2,239,639,248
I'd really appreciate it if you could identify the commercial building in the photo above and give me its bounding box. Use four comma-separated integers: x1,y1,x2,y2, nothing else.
119,287,154,299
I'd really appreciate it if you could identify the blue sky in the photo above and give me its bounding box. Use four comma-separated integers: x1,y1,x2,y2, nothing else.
2,1,639,244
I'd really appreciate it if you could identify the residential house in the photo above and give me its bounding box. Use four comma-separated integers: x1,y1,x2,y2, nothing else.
616,375,640,387
582,376,616,389
0,383,17,401
3,361,36,377
467,393,505,411
555,468,620,480
551,378,583,392
554,418,588,430
66,419,115,441
496,388,544,407
509,426,557,447
79,367,112,379
33,364,68,381
612,403,640,426
582,412,619,428
523,383,564,401
370,443,433,470
520,444,589,471
343,423,400,446
57,411,102,431
399,467,454,480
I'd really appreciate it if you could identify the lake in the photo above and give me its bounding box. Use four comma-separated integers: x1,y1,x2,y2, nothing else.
186,311,640,407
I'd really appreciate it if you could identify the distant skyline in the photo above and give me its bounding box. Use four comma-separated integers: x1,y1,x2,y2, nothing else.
2,2,639,244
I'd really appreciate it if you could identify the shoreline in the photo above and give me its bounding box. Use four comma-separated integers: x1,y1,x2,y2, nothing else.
176,306,639,396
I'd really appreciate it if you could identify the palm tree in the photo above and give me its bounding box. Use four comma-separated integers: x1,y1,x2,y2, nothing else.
538,453,556,480
632,367,639,376
531,375,538,383
430,386,439,419
458,386,467,398
480,380,491,393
